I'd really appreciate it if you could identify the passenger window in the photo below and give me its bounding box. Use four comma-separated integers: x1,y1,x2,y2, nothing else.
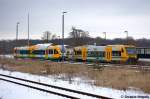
112,51,121,56
76,50,81,55
49,49,53,54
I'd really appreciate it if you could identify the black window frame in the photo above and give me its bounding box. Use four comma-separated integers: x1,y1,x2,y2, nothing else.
32,50,45,55
49,49,53,54
75,50,82,55
19,50,30,54
54,49,59,54
112,51,121,56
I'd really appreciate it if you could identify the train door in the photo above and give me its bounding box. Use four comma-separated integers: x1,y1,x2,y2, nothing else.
105,47,112,62
82,47,87,61
45,49,48,59
53,48,60,59
121,47,127,62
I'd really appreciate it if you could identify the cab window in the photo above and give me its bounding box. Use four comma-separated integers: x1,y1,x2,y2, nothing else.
54,49,58,54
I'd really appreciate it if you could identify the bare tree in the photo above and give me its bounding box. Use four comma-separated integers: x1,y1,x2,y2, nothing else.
52,34,57,40
69,27,89,38
41,31,57,43
68,27,90,46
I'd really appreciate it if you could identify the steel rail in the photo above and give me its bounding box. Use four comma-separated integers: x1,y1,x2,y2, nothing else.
0,74,112,99
0,77,79,99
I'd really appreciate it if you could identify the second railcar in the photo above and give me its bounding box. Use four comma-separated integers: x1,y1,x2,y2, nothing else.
73,45,137,63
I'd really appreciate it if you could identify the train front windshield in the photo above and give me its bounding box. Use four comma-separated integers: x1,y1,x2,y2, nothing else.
125,47,136,54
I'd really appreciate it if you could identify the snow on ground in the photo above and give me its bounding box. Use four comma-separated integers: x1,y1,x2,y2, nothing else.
139,58,150,62
0,69,150,99
0,80,65,99
0,55,13,59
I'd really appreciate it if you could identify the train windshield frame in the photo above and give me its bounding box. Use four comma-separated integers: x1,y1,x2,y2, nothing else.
125,47,136,54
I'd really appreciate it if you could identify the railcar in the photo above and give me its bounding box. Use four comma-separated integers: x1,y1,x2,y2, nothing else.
73,45,137,63
14,43,62,61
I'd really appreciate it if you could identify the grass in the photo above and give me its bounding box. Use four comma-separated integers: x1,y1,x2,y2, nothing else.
0,57,150,93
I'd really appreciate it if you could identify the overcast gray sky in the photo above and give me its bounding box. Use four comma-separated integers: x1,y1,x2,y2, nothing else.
0,0,150,40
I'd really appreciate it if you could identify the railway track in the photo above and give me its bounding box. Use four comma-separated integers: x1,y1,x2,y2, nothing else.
104,63,150,70
0,74,112,99
64,61,150,70
11,57,150,69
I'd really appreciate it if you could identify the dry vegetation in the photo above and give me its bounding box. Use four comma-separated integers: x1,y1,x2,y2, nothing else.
0,57,150,93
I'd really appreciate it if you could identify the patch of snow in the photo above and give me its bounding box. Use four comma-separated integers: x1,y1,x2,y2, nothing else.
0,80,65,99
0,69,150,99
0,55,14,59
139,58,150,62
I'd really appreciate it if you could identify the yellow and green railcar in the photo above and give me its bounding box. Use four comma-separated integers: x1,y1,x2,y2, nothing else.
14,43,62,61
73,45,137,63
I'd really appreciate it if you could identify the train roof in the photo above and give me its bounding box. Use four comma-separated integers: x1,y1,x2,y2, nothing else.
28,43,53,50
107,45,135,47
15,43,53,50
74,45,105,51
87,45,105,51
136,47,150,49
14,46,29,50
14,43,71,50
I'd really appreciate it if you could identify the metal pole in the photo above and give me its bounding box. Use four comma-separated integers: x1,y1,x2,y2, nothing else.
127,32,128,39
16,22,19,40
124,31,128,44
103,32,106,40
62,12,67,61
47,32,48,43
16,23,18,40
124,31,128,38
58,36,60,44
28,13,30,46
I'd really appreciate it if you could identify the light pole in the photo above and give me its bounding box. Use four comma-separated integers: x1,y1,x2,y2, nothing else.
16,22,20,40
62,11,67,61
58,36,60,44
124,31,128,44
124,31,128,39
28,13,30,46
103,32,106,40
46,31,49,43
